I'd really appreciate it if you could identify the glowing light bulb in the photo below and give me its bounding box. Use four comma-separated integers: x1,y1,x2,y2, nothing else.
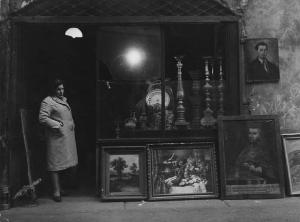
125,48,145,67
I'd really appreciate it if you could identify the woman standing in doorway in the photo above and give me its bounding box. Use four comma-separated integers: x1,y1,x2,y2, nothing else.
39,79,78,202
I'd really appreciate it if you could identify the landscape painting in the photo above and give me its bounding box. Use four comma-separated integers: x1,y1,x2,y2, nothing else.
101,146,147,200
109,154,140,194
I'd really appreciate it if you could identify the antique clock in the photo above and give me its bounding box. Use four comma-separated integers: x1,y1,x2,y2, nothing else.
144,80,174,130
145,80,173,108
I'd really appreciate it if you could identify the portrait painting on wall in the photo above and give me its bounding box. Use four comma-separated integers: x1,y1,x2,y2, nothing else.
147,142,218,200
101,146,147,200
281,133,300,195
218,115,285,199
245,38,280,83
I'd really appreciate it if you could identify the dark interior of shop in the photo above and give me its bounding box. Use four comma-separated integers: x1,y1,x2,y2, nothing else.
18,24,97,196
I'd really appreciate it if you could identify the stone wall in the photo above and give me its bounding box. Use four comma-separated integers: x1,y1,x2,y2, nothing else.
0,0,9,20
9,0,34,12
0,0,34,20
244,0,300,131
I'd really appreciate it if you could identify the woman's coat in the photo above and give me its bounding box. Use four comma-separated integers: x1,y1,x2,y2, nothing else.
39,96,78,171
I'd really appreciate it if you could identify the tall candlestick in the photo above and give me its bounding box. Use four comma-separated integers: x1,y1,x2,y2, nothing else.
201,57,216,127
217,57,225,116
174,55,189,128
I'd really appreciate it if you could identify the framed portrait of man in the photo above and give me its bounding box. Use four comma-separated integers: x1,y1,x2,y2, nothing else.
245,38,280,83
218,115,285,199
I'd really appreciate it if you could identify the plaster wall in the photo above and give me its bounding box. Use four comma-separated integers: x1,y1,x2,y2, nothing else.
244,0,300,131
0,0,9,20
9,0,33,12
0,0,33,19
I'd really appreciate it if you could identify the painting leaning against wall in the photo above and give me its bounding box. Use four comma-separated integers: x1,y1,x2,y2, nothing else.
147,142,219,200
281,133,300,195
218,115,285,199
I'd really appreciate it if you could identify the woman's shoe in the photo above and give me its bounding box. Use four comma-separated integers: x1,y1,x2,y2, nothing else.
52,195,62,202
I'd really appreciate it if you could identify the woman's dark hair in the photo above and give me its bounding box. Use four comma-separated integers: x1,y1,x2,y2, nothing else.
50,79,64,95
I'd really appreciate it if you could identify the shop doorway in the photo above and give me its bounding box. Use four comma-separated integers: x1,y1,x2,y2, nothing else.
18,24,97,196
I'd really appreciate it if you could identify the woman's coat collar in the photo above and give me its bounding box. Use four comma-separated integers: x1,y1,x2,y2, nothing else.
51,96,71,110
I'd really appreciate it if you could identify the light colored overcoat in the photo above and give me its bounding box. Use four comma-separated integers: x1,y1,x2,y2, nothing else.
39,96,78,171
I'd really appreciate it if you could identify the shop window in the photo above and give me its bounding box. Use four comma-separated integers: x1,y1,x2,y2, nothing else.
97,23,239,139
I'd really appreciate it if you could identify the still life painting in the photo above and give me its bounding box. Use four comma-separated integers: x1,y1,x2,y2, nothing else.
147,143,218,200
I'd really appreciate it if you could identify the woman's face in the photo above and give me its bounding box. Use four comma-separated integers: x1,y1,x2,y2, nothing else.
55,84,64,99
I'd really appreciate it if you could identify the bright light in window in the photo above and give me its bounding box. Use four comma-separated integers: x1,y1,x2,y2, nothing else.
124,47,145,67
65,27,83,38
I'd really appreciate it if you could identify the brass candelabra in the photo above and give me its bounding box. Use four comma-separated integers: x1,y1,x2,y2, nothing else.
217,57,225,116
200,57,216,127
174,55,189,128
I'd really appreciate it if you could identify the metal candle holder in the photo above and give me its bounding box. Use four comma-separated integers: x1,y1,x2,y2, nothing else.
217,57,225,116
174,55,189,128
200,57,216,127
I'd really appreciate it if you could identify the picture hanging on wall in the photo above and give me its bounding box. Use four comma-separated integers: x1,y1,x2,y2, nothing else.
218,115,285,199
245,38,280,83
281,133,300,195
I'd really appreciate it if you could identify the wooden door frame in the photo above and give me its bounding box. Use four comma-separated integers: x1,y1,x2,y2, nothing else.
8,14,245,194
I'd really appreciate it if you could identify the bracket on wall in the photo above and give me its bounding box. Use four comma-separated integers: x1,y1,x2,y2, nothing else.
235,0,249,43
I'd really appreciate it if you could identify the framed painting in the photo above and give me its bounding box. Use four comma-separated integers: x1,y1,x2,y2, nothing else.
101,146,147,201
281,133,300,195
218,115,285,199
245,38,280,83
147,142,218,200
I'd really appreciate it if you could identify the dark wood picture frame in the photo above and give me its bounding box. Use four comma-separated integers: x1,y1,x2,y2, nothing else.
101,145,147,201
281,133,300,195
245,38,280,83
218,115,285,199
147,142,218,201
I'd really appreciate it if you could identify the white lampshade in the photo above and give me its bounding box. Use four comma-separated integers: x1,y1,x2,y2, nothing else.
65,27,83,38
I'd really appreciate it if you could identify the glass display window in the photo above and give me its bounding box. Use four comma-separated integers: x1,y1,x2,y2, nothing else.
97,23,238,139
